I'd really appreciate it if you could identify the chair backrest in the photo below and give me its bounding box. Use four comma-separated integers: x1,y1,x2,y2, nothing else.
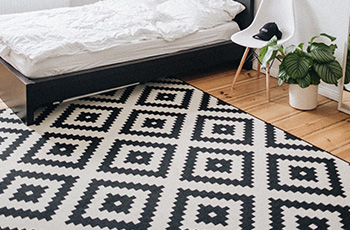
252,0,295,43
231,0,295,48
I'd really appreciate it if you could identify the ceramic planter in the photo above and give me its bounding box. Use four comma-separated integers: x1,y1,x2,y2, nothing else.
289,84,318,110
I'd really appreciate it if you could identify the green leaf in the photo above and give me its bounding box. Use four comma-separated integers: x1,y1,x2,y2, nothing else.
267,36,278,46
285,45,296,55
310,35,319,44
314,60,343,85
310,33,336,44
329,44,338,52
278,65,286,75
320,33,337,42
308,43,335,63
276,54,284,60
309,68,321,85
298,43,304,50
345,58,350,84
296,74,311,88
282,53,310,79
259,46,268,63
278,77,284,86
260,44,281,69
288,78,298,84
277,65,295,86
277,66,287,85
258,36,278,64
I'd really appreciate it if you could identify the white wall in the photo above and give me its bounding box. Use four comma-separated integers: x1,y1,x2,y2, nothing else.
0,0,70,14
0,0,100,14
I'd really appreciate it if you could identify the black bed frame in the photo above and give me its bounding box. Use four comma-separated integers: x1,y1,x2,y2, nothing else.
0,0,254,125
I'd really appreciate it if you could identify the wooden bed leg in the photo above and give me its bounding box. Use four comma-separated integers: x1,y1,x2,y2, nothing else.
231,47,250,89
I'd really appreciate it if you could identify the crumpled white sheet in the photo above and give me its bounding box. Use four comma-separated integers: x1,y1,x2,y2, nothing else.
0,0,245,64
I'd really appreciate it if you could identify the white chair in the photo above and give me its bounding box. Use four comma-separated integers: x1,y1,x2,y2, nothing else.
230,0,295,101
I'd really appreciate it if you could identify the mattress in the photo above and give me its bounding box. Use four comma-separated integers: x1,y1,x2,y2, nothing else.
1,22,240,78
0,0,245,78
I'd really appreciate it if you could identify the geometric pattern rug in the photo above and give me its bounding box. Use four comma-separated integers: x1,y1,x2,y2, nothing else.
0,78,349,229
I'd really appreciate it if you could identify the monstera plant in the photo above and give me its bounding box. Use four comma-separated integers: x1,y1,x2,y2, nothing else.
259,33,343,110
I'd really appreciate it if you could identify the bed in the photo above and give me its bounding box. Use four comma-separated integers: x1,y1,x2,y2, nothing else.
0,0,254,125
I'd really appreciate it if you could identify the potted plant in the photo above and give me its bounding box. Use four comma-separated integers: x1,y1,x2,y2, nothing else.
259,33,343,110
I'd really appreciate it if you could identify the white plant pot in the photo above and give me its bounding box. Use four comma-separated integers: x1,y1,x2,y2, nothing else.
289,84,318,110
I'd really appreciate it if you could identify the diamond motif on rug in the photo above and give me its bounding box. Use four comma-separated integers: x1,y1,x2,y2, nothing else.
192,115,254,145
269,199,350,229
289,165,318,182
181,147,253,186
99,193,136,214
0,170,77,221
267,153,346,197
0,127,31,160
168,189,254,229
66,179,163,229
99,140,176,178
196,204,229,226
10,184,49,203
120,109,185,138
52,104,121,132
136,86,193,109
20,132,102,169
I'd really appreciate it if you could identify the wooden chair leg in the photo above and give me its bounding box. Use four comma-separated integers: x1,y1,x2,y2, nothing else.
231,47,250,89
266,65,271,101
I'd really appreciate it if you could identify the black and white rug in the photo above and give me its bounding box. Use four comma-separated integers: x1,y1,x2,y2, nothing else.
0,78,349,229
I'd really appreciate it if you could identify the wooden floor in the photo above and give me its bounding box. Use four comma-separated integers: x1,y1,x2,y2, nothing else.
180,68,350,163
0,99,6,110
1,68,349,162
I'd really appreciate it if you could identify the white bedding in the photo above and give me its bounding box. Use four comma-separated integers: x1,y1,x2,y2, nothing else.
3,22,240,78
0,0,245,78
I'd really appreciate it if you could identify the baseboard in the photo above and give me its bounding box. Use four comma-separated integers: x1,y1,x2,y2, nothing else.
252,60,340,102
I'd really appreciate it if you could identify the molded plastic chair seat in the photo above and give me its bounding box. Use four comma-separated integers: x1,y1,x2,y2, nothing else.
230,0,295,101
231,31,272,49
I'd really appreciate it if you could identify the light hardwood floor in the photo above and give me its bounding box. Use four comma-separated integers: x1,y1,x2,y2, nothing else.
1,69,349,162
180,68,350,163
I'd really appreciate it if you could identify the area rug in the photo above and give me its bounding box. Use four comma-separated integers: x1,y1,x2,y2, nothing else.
0,78,349,230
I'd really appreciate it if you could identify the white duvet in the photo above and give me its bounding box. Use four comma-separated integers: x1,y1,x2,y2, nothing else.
0,0,244,64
